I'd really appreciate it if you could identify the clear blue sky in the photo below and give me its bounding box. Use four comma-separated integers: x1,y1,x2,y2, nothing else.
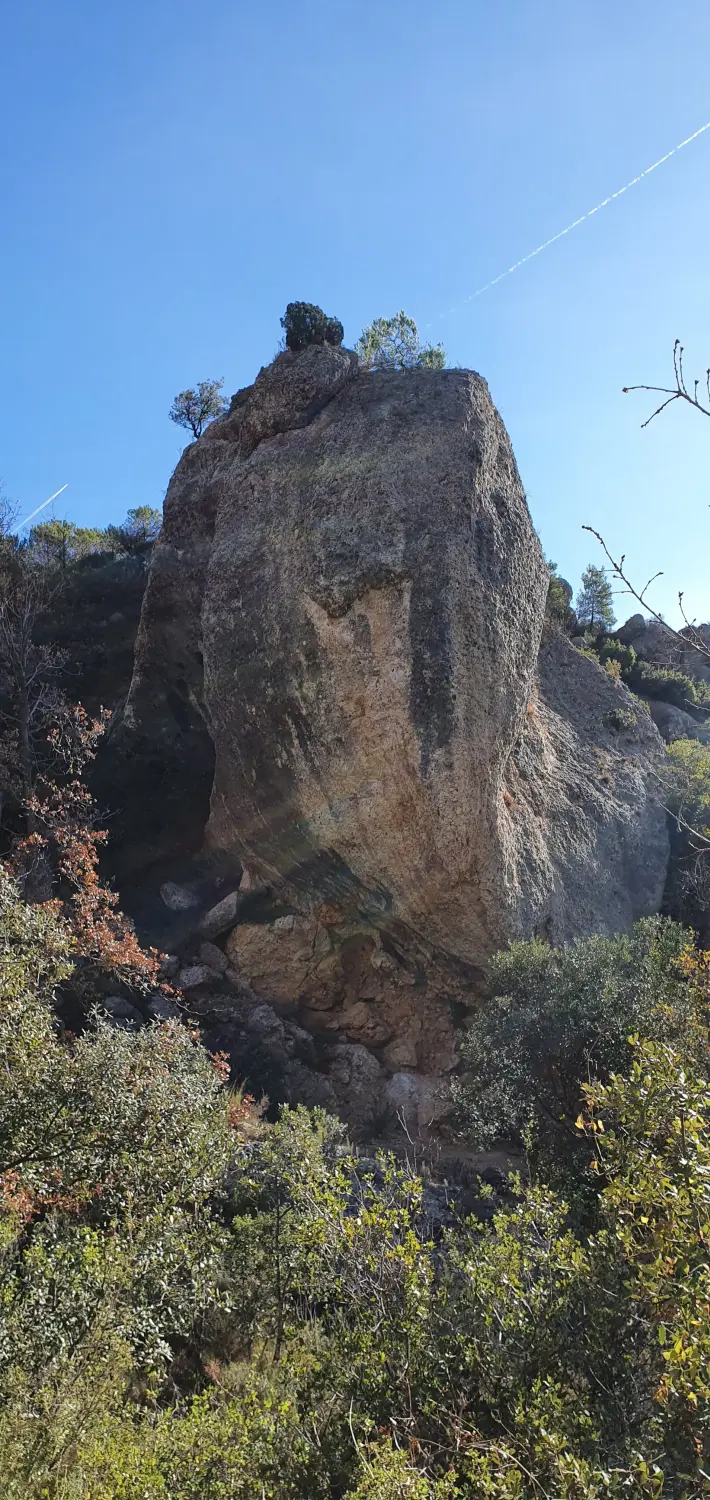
1,0,708,624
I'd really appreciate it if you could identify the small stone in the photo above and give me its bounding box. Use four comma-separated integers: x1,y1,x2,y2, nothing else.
159,953,180,978
160,881,199,911
199,940,229,974
177,963,212,990
273,914,295,932
148,996,182,1021
199,890,240,939
238,867,252,891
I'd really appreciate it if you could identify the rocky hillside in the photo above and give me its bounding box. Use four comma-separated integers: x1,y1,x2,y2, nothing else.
101,345,671,1128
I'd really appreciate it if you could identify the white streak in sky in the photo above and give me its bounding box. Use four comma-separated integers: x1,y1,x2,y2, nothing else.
440,119,710,317
17,485,68,532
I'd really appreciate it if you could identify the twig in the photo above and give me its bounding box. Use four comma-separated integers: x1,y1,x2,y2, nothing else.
623,339,710,427
581,527,710,663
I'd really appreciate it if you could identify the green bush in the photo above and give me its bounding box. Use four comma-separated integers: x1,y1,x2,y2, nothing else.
602,705,637,730
666,738,710,835
73,1039,710,1499
625,658,710,711
453,917,700,1192
280,301,344,352
598,636,637,672
5,865,710,1495
355,311,445,371
0,870,233,1486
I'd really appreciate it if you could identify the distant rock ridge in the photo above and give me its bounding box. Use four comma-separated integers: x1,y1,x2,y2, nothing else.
117,345,669,1115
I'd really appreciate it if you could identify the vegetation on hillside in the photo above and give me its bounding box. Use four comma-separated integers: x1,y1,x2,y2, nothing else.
1,862,710,1494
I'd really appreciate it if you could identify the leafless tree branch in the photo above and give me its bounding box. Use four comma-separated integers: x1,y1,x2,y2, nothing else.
623,339,710,427
581,527,710,664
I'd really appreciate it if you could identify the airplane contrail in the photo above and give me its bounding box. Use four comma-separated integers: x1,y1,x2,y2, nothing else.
437,118,710,318
17,484,68,532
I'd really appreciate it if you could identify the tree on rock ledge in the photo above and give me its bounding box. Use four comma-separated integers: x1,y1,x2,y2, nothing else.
169,379,227,439
280,301,344,352
356,310,445,371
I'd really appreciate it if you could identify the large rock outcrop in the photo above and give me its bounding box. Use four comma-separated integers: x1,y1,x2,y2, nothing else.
120,346,669,1086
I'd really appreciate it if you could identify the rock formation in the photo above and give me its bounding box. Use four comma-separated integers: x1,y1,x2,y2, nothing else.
118,345,669,1119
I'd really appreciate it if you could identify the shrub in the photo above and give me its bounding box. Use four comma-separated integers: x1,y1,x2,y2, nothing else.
453,917,701,1192
280,301,344,352
666,738,710,836
355,311,445,371
664,739,710,926
0,870,233,1479
598,636,637,673
625,658,710,711
602,705,636,730
5,865,710,1492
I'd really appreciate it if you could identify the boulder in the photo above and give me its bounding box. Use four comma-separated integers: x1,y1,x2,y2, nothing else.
177,963,212,990
207,343,360,455
160,881,199,911
616,613,647,645
327,1043,385,1136
617,613,710,685
199,890,241,940
119,351,670,1100
101,995,142,1022
158,953,180,978
147,996,182,1021
199,940,229,974
647,700,698,743
205,1002,338,1114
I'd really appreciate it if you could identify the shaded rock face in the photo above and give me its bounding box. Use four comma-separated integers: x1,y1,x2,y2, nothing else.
121,348,669,1098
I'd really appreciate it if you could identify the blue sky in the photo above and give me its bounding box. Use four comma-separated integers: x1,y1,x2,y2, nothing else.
1,0,708,624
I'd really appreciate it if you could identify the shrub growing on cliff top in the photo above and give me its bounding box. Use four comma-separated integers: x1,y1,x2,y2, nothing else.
280,301,344,352
169,379,227,439
356,310,445,370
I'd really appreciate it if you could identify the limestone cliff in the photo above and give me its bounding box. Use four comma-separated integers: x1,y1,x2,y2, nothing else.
119,345,669,1090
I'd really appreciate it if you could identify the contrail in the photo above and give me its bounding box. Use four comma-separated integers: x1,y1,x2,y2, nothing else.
439,118,710,317
17,484,68,532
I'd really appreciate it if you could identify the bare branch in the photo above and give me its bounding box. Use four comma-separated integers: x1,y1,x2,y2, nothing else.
623,339,710,426
581,526,710,664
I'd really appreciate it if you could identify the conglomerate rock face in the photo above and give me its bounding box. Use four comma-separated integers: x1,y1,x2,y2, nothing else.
121,346,669,1090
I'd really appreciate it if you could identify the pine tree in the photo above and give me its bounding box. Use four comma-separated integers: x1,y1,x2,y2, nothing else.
576,562,616,630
